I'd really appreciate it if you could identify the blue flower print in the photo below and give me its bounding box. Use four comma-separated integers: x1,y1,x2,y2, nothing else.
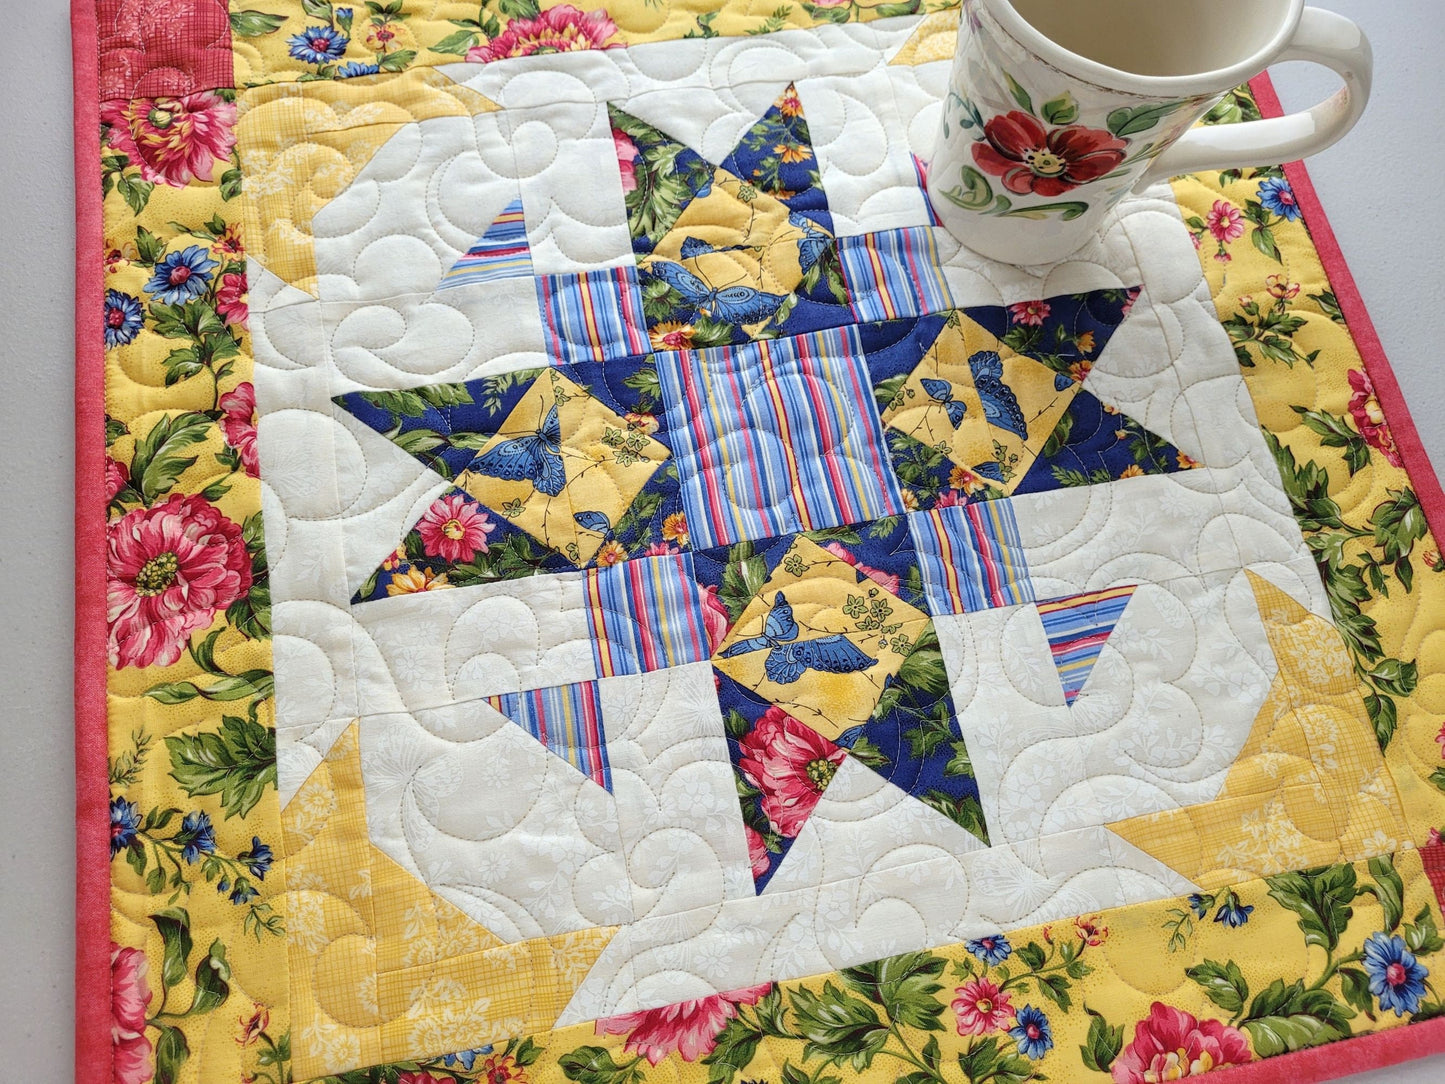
335,61,380,78
1363,931,1429,1016
240,836,273,879
441,1046,494,1070
1187,892,1213,920
176,810,216,864
1213,891,1254,928
1009,1005,1054,1059
1258,177,1301,222
104,290,144,348
965,934,1012,966
110,796,141,857
287,25,349,65
143,246,217,304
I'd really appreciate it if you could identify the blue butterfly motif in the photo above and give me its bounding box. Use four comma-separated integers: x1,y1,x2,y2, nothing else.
679,236,717,260
1054,371,1075,392
470,402,566,497
787,212,831,273
970,460,1006,483
717,591,877,684
573,510,612,534
920,378,968,428
645,260,787,326
968,351,1027,439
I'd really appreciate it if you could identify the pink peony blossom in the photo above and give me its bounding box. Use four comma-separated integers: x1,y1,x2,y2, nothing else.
1347,368,1404,467
952,977,1013,1035
744,824,770,879
933,488,962,509
215,271,248,328
112,944,153,1084
416,492,496,563
395,1073,455,1084
218,382,260,478
823,541,901,596
466,5,621,63
737,707,846,838
107,493,253,669
642,541,681,557
614,128,640,194
101,92,237,188
700,583,730,652
106,457,131,502
1112,1003,1251,1083
596,984,772,1065
1206,200,1245,244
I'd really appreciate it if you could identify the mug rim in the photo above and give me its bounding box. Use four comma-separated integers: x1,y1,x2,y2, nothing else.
978,0,1306,99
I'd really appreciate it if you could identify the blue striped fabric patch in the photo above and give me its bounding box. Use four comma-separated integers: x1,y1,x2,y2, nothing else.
438,197,532,290
910,499,1035,616
1036,585,1135,705
657,326,907,549
537,266,650,364
584,553,714,677
839,227,953,322
486,681,612,791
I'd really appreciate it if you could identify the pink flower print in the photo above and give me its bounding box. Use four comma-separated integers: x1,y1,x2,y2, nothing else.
1008,300,1051,326
822,541,901,596
101,92,237,187
736,707,846,838
614,128,640,194
111,944,153,1084
416,492,496,563
466,5,621,63
596,984,772,1065
952,977,1014,1035
218,382,260,478
215,271,248,328
744,824,770,879
1112,1003,1251,1083
1347,368,1404,467
1206,200,1245,244
699,583,730,652
107,493,253,669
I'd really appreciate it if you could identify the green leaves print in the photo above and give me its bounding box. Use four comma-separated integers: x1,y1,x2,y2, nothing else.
1177,857,1443,1060
1266,433,1423,747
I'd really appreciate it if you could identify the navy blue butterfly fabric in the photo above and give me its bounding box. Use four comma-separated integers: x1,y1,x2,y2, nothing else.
470,403,566,496
717,591,876,684
968,351,1028,439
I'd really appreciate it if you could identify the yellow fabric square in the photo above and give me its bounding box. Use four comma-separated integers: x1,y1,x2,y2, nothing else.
713,535,931,739
880,315,1005,478
456,369,668,565
640,169,815,326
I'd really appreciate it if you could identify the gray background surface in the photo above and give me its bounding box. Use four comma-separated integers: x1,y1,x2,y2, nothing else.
0,1,1440,1077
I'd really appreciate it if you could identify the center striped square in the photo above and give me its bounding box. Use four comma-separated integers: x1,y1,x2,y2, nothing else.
656,326,905,549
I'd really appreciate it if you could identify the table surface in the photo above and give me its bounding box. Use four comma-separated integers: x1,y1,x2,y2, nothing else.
2,2,1439,1079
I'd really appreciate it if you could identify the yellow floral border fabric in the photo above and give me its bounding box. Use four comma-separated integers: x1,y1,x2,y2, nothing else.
86,7,1445,1084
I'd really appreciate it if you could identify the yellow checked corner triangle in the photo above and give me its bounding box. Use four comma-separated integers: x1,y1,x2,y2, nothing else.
1110,572,1411,892
279,723,616,1080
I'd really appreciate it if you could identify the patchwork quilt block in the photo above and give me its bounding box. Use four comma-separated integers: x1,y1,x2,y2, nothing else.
76,5,1445,1084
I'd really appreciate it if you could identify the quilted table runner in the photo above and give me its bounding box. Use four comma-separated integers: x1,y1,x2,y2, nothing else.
75,4,1445,1084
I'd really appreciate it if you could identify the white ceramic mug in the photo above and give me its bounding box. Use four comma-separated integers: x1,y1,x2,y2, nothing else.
927,0,1372,264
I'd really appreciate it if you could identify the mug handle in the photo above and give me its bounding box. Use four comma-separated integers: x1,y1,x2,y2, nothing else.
1134,7,1371,189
